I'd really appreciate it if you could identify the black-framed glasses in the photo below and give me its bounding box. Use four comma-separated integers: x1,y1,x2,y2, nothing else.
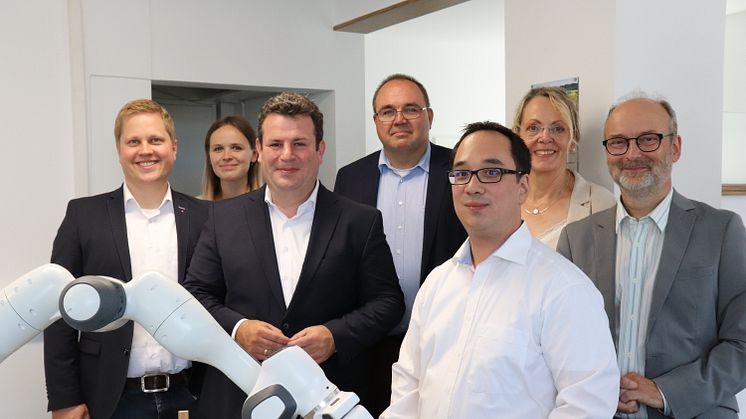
374,105,429,122
447,167,526,185
602,132,674,156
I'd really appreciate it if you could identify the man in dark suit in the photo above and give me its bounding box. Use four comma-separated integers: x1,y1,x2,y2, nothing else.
334,74,466,416
183,92,404,418
44,99,208,419
557,94,746,418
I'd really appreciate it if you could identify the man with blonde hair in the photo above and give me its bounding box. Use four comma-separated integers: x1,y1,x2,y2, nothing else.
44,99,208,419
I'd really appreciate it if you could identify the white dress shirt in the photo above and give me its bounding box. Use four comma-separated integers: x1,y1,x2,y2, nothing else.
614,188,673,418
383,223,619,419
377,145,429,333
266,181,319,308
123,183,190,377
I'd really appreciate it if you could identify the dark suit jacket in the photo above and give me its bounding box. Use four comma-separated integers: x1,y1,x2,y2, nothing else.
557,191,746,418
183,184,404,418
334,143,466,285
44,187,208,419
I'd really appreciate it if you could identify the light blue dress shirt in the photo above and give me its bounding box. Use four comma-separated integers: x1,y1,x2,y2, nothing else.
377,145,430,334
615,188,674,418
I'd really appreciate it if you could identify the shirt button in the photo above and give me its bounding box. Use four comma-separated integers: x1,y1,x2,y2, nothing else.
396,250,401,255
397,225,402,230
398,201,403,206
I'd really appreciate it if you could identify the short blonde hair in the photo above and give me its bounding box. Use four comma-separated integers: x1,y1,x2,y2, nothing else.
114,99,176,143
512,87,579,144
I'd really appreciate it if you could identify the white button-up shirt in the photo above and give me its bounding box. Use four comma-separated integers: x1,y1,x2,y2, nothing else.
384,223,619,419
266,181,319,308
123,183,190,376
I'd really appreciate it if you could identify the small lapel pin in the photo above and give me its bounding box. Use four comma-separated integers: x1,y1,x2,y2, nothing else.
178,206,186,213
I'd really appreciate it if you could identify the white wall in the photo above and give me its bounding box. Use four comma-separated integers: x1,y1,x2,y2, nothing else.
0,2,76,418
723,10,746,183
505,0,617,190
722,5,746,230
615,0,726,207
83,0,365,193
362,0,505,157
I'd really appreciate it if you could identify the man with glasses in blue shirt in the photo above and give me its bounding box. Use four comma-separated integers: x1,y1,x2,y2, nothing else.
334,74,465,416
558,94,746,418
383,121,619,418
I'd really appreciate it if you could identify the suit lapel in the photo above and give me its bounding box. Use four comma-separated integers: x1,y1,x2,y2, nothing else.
359,152,381,206
244,188,285,308
421,144,449,282
106,187,132,280
172,192,189,283
288,185,340,310
593,209,618,342
647,191,695,337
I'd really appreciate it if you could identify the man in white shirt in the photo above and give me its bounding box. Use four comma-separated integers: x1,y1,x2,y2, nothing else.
383,121,619,419
184,92,404,418
558,94,746,418
44,99,209,419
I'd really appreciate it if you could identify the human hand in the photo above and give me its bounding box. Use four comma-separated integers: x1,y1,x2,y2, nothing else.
617,372,663,413
235,320,290,361
51,404,90,419
287,325,335,364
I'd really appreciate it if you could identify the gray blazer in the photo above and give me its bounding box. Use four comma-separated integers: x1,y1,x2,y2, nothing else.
557,190,746,418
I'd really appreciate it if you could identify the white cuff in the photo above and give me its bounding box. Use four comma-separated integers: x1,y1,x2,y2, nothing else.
232,318,248,339
656,382,672,416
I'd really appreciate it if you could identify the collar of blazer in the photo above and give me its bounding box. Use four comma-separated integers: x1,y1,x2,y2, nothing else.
105,186,193,283
646,190,695,337
595,190,697,340
242,184,342,310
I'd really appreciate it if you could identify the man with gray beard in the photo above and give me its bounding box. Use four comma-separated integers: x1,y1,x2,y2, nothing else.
558,94,746,418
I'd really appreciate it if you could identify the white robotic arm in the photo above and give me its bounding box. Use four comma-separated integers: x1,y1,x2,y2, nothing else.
60,272,373,419
0,264,74,363
0,264,372,419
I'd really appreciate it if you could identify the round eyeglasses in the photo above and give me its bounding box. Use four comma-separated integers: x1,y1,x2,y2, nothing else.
523,123,567,137
447,168,526,185
374,106,428,122
602,132,674,156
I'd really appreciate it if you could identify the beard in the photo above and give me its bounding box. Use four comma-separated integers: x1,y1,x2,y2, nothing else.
611,156,672,199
